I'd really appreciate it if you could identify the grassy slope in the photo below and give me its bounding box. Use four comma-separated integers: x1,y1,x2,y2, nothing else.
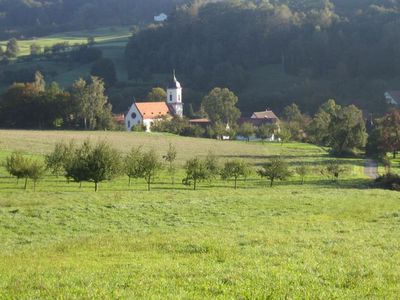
0,27,131,92
0,130,399,298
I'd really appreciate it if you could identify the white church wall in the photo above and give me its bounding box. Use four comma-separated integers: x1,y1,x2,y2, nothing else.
125,104,142,131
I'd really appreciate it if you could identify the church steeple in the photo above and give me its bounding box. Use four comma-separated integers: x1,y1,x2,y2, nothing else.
167,70,183,117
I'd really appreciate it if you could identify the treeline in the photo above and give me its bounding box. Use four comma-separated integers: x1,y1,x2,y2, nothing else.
0,72,114,129
0,0,184,38
126,0,400,113
3,140,351,192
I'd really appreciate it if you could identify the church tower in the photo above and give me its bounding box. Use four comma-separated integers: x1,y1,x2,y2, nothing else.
167,71,183,117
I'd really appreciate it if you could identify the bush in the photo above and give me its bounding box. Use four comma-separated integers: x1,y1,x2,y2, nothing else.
374,173,400,191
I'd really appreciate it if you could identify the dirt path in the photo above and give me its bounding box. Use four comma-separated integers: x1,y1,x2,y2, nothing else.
365,159,379,179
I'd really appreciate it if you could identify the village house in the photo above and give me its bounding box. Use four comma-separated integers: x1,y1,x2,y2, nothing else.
125,72,183,132
237,109,280,141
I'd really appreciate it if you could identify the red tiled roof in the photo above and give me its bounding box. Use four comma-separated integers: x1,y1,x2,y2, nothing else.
252,110,279,120
135,102,171,120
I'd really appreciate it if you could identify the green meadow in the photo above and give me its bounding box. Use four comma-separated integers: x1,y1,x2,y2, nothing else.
0,130,399,299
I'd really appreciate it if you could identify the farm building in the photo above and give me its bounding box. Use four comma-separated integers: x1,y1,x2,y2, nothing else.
125,72,183,132
237,109,280,141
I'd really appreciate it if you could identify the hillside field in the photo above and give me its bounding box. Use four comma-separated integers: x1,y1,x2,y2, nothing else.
0,130,399,299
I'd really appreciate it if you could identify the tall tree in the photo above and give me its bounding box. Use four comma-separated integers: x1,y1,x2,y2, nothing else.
146,87,167,102
71,76,112,130
6,38,19,58
201,87,241,126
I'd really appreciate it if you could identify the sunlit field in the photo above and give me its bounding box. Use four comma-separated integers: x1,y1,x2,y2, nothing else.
0,130,398,299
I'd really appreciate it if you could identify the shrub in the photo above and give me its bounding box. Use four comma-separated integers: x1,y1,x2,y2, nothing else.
374,173,400,191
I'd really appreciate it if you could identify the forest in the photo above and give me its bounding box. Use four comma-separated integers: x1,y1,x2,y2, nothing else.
126,0,400,114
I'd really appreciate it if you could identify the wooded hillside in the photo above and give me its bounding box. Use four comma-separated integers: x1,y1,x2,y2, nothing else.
126,0,400,114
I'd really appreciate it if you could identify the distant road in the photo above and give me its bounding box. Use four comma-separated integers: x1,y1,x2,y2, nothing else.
365,159,379,179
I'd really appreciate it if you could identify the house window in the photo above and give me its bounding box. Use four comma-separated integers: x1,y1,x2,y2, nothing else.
131,112,137,119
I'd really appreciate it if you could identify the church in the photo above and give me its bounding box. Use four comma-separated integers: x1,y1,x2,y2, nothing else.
125,72,184,132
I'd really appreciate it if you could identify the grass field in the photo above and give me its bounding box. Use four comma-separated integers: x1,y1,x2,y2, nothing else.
0,130,399,299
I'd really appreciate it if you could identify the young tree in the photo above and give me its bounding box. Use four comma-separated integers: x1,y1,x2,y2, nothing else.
183,157,209,190
237,122,254,142
322,160,348,182
26,160,46,191
220,160,251,189
205,151,219,181
295,163,309,185
140,149,162,191
5,152,29,185
163,143,177,184
65,141,91,188
124,146,144,186
45,141,75,178
86,141,121,191
201,87,241,126
257,157,291,187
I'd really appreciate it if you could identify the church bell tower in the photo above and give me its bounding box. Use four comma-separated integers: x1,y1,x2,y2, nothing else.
167,71,183,118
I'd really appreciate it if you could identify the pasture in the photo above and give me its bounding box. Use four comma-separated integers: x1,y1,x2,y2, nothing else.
0,130,399,299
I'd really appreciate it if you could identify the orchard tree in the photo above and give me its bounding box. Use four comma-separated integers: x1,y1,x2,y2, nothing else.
26,160,46,191
295,163,309,185
45,141,76,178
201,87,241,126
86,141,121,191
257,157,291,187
5,152,29,185
183,157,209,190
322,160,348,182
124,147,144,186
163,143,177,184
221,160,251,189
140,149,162,191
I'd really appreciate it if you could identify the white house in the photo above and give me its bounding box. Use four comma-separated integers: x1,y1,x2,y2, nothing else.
154,13,168,22
385,91,400,106
125,72,184,132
